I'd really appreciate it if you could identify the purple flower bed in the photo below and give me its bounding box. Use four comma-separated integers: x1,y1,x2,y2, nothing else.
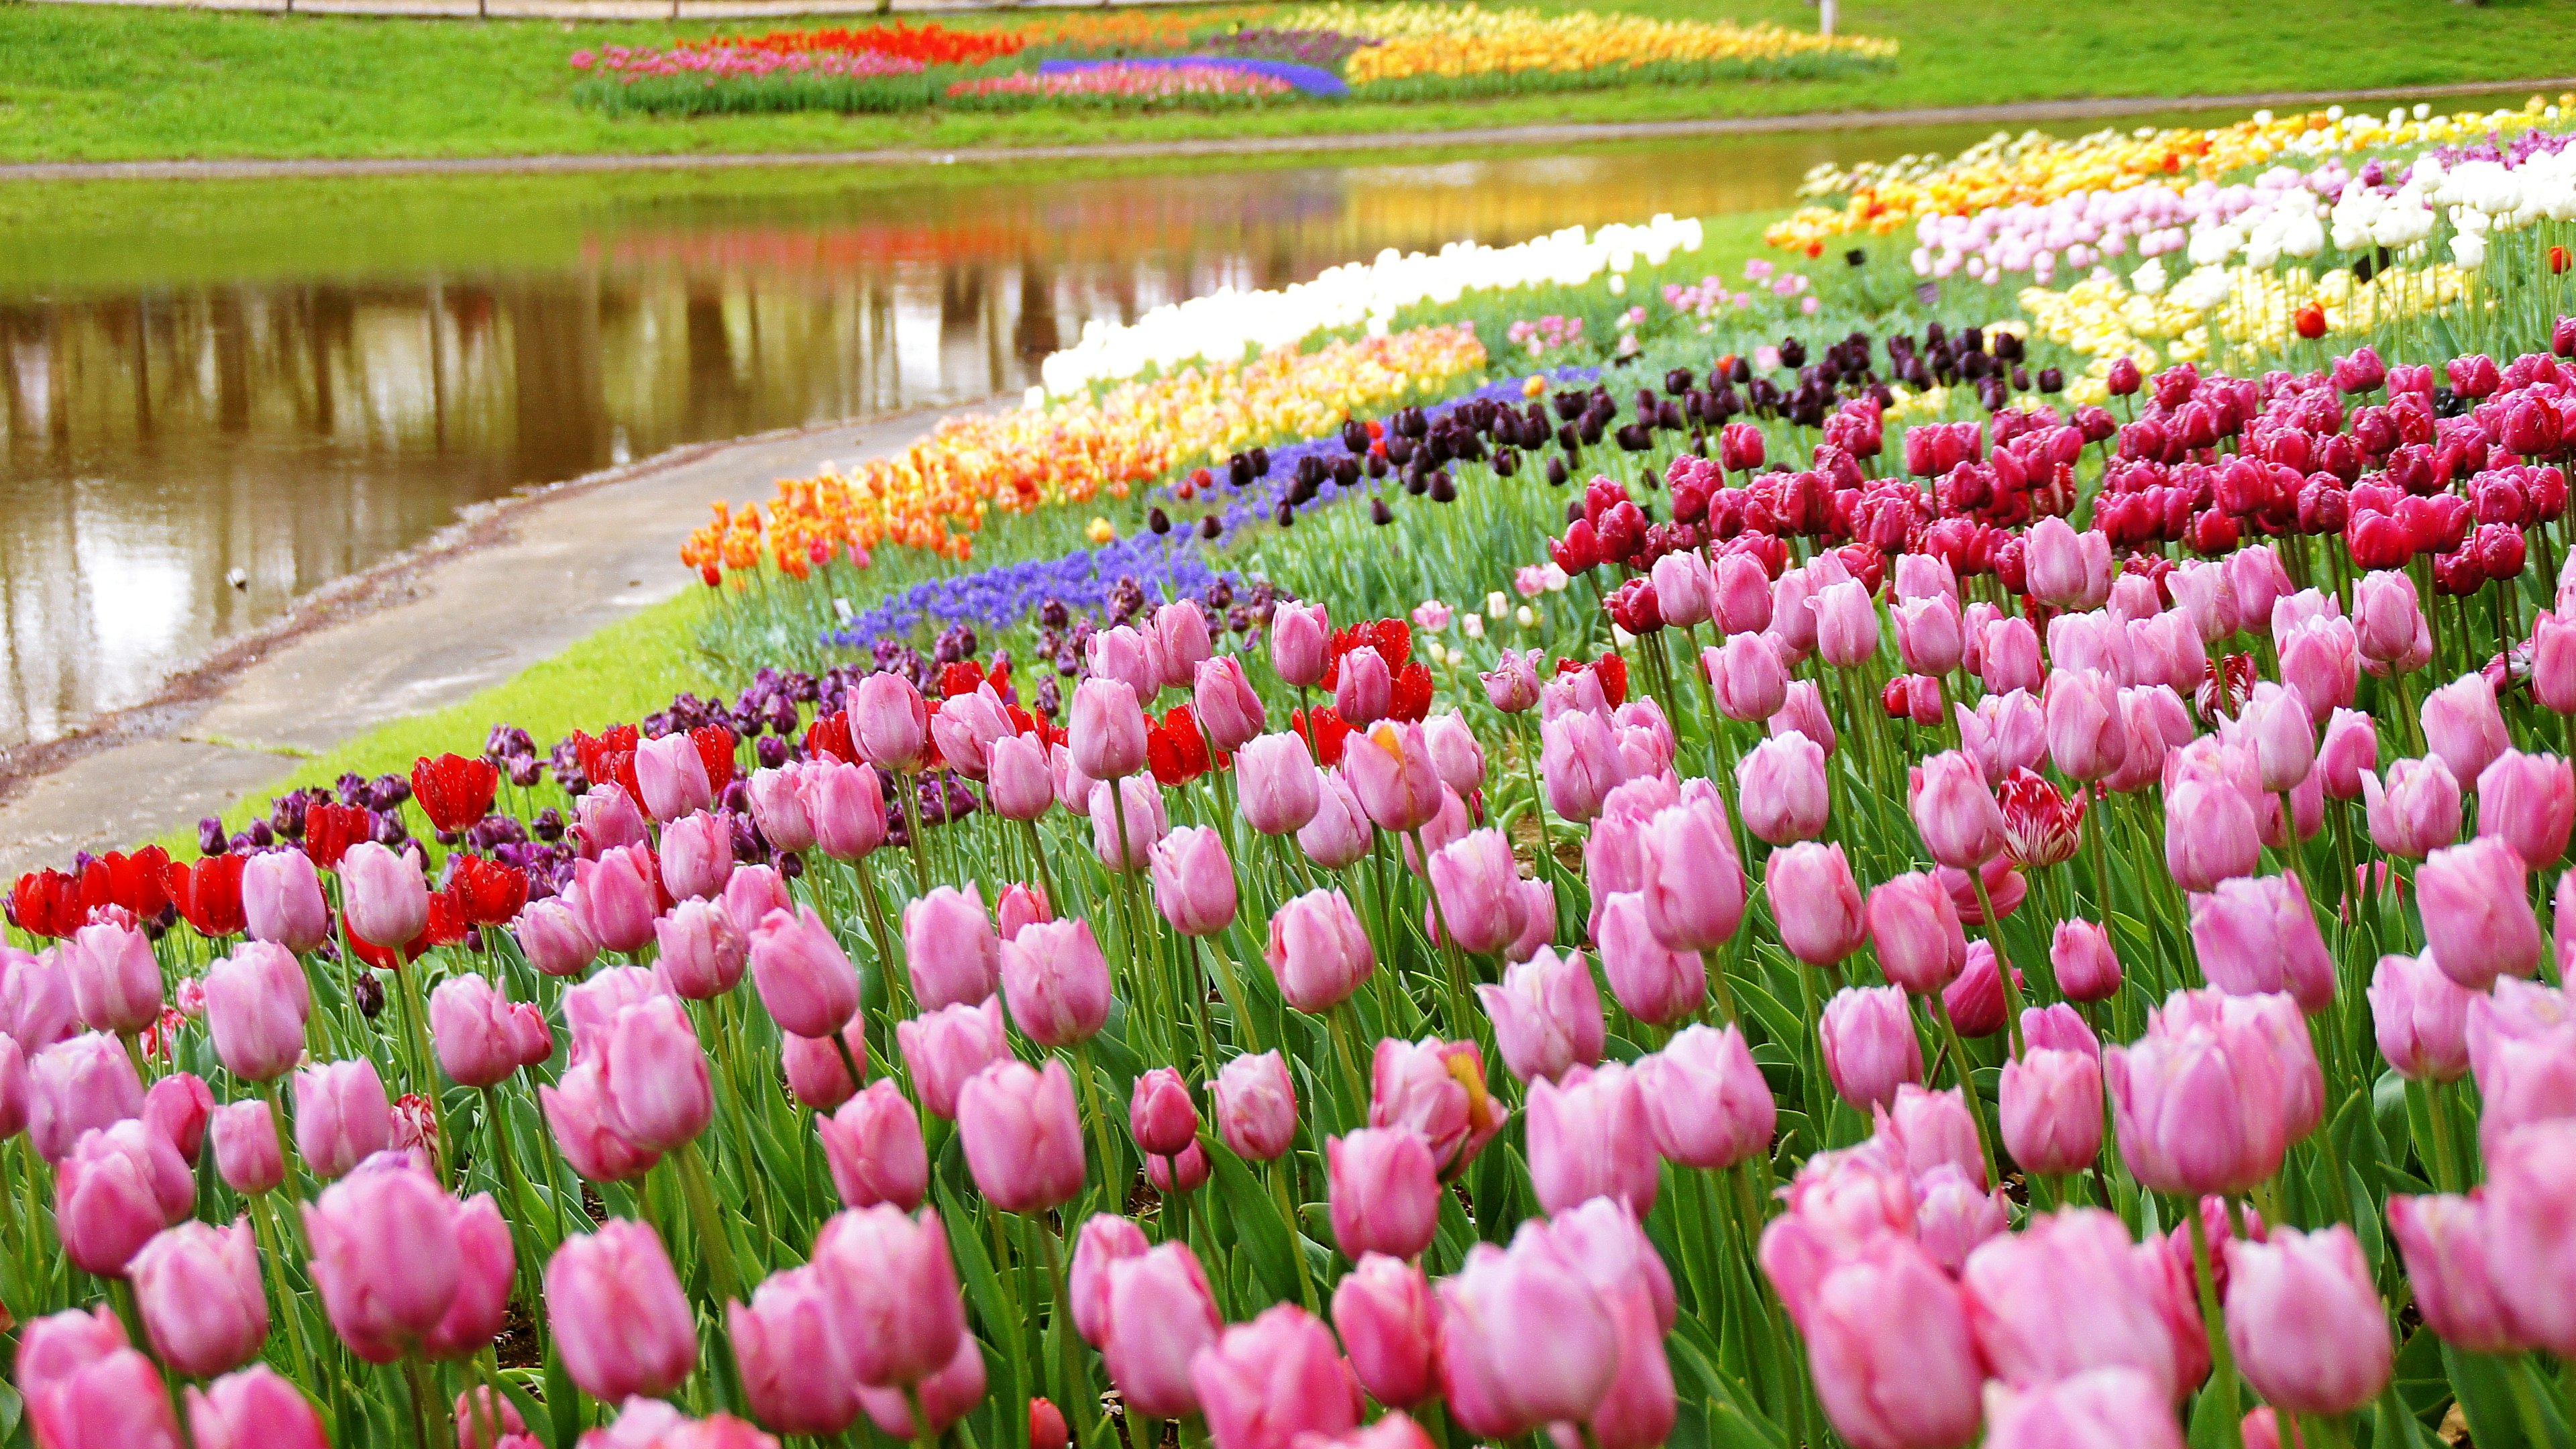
818,368,1595,655
1036,55,1349,97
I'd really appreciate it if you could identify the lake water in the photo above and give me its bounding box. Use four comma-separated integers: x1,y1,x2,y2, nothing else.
0,103,2467,748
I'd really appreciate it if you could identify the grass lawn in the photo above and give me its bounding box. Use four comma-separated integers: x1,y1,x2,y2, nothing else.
2,0,2574,164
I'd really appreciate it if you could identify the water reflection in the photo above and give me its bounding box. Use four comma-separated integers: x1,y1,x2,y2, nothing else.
0,121,2202,747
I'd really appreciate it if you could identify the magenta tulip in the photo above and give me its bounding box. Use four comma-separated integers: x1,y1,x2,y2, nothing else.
960,1059,1087,1214
1000,918,1113,1048
1213,1051,1298,1162
748,903,862,1038
1328,1128,1440,1260
896,998,1008,1119
902,884,1000,1010
547,1219,698,1399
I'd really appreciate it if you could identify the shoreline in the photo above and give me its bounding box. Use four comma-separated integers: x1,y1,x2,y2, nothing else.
0,403,973,879
7,77,2572,182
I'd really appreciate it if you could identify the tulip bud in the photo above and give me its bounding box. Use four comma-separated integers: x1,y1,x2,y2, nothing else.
1265,889,1375,1014
201,943,309,1083
1819,985,1923,1110
546,1220,698,1401
1477,946,1605,1086
1328,1128,1441,1260
1527,1061,1660,1216
1333,1254,1438,1408
1089,775,1169,872
802,758,888,861
818,1079,928,1212
657,809,735,903
1982,1368,2185,1449
748,904,862,1039
1802,1237,1986,1449
294,1057,391,1181
902,884,1001,1011
852,672,930,772
961,1058,1087,1214
65,918,164,1036
729,1267,863,1436
2385,1193,2515,1354
2189,874,2334,1014
339,841,431,951
1868,871,1967,995
1437,1234,1621,1439
2224,1226,2391,1415
2478,749,2575,870
1238,732,1322,836
2000,1049,2104,1177
2362,756,2461,859
1194,657,1267,753
592,995,711,1154
653,898,747,1002
999,918,1112,1048
2424,672,2510,789
2367,951,2471,1082
1072,677,1149,780
514,897,598,979
208,1099,284,1196
1272,602,1331,687
27,1031,144,1164
1212,1051,1298,1162
2051,920,2123,1004
782,1020,869,1110
896,998,1008,1120
566,844,657,956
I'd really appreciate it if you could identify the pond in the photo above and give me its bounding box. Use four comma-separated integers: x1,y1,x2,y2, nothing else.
0,102,2467,749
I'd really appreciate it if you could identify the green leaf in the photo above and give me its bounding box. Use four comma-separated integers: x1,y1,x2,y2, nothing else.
1664,1330,1785,1449
941,1198,1020,1354
545,1341,583,1449
2394,1328,2449,1423
1207,1135,1303,1309
2442,1344,2534,1449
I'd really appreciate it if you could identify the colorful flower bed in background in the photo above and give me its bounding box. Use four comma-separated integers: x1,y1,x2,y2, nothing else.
947,62,1299,109
565,5,1895,117
34,92,2576,1449
568,44,931,116
1290,2,1895,95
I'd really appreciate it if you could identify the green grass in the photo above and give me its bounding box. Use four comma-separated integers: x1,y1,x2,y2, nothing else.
3,0,2573,164
161,587,727,852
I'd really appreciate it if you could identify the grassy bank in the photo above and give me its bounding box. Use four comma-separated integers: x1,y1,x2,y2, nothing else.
4,0,2574,164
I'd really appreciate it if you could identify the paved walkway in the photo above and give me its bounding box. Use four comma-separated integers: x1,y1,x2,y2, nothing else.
0,407,962,881
7,78,2573,183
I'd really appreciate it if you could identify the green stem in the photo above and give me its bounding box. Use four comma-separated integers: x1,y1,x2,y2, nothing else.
2188,1208,2247,1449
1927,994,1999,1187
1071,1040,1122,1209
392,963,453,1187
672,1138,741,1306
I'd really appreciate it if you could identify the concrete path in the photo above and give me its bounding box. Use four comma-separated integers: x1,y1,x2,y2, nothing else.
7,78,2572,183
0,405,960,881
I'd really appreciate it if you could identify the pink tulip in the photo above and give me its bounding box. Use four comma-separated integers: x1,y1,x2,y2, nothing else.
1637,789,1746,951
1370,1036,1503,1174
1869,871,1968,995
210,1100,284,1195
1067,1214,1150,1347
1976,614,2044,694
1265,890,1375,1014
189,1366,330,1449
724,865,794,932
1190,1303,1362,1449
1152,826,1240,938
1128,1065,1199,1159
902,884,1000,1010
851,672,930,772
2424,672,2511,788
2363,757,2461,858
730,1267,863,1435
1328,1128,1441,1260
1705,633,1789,722
959,1059,1087,1213
430,974,547,1089
1333,1254,1437,1408
28,1031,144,1163
996,881,1051,942
987,734,1055,822
1193,656,1267,753
856,1332,987,1440
300,1155,464,1360
2418,837,2542,989
2385,1194,2516,1354
423,1192,515,1362
1335,644,1393,726
1738,733,1829,845
2540,610,2576,713
1436,1236,1620,1438
2482,1121,2576,1356
2188,874,2332,1014
1803,1237,1986,1449
64,919,163,1036
592,994,711,1153
1820,985,1924,1110
341,841,431,951
2479,749,2575,869
1766,842,1867,965
1894,593,1965,676
56,1116,192,1277
2367,952,2473,1082
547,1219,698,1399
1961,1207,2190,1399
2042,669,2127,784
1593,892,1705,1027
1876,1083,1985,1188
1809,579,1882,667
2043,918,2121,1004
2224,1226,2391,1415
1540,709,1623,824
2000,1046,2103,1177
1238,733,1322,836
1913,1163,2011,1275
1089,775,1168,871
1711,551,1773,635
897,998,1008,1120
25,1346,181,1449
0,1034,22,1142
1477,945,1605,1085
747,904,861,1038
514,897,598,978
1071,676,1149,780
0,945,76,1053
1299,769,1373,869
817,1079,928,1211
802,757,888,860
1957,690,2045,786
2316,709,2377,800
572,783,651,857
241,849,330,952
654,898,747,1002
1213,1051,1298,1161
294,1057,391,1180
1271,601,1331,686
567,844,657,956
2163,765,2261,891
1982,1368,2184,1449
782,1021,870,1110
1482,649,1545,713
561,965,665,1055
633,732,714,821
1000,918,1112,1048
745,763,818,854
1505,876,1557,963
658,810,734,902
2026,517,2109,608
201,943,308,1083
2276,616,2359,723
1097,1241,1222,1417
812,1205,971,1395
930,685,1014,781
1526,1061,1658,1216
2104,1016,2288,1198
1768,679,1839,758
142,1072,209,1165
1532,1209,1676,1449
1341,721,1441,834
1633,1023,1774,1169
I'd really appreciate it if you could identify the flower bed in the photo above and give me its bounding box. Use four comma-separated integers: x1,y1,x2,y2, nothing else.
25,104,2576,1449
568,44,932,116
1289,1,1895,95
945,62,1300,109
